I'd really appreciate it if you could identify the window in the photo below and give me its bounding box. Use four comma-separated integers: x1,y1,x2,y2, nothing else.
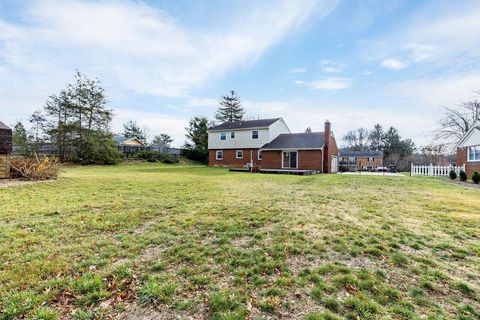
236,150,243,159
468,146,480,161
258,150,262,160
220,132,226,140
252,130,259,139
348,157,356,162
216,150,223,160
230,131,235,139
368,157,374,162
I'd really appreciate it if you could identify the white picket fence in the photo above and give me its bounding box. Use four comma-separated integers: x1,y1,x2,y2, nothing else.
411,164,465,177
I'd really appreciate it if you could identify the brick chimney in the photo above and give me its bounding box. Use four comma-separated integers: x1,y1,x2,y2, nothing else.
323,120,331,173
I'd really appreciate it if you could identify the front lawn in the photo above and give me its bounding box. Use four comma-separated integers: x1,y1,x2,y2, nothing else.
0,163,479,319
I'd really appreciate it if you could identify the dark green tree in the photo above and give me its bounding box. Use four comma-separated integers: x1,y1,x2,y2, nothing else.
152,134,173,147
215,90,245,123
123,120,146,144
183,116,209,163
13,122,29,156
368,123,384,151
40,71,121,164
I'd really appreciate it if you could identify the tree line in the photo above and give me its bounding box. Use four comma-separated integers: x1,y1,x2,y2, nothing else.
13,72,176,164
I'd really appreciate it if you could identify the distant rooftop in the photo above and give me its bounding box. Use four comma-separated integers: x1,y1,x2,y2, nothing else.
209,118,281,131
0,121,11,130
339,149,383,157
262,132,325,150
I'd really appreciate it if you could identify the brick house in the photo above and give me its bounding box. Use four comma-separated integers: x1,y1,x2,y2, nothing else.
0,121,12,179
456,121,480,177
338,149,383,172
208,118,339,173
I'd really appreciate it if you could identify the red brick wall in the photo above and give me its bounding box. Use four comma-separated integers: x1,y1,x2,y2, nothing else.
261,150,324,170
457,147,480,178
326,134,339,173
209,149,261,167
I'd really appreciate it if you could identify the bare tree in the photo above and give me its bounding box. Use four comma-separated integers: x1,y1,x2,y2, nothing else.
342,128,369,151
435,93,480,149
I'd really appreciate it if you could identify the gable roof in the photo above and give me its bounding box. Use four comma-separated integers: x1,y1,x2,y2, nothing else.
209,118,281,131
113,135,145,146
339,149,383,157
0,121,11,131
456,120,480,147
261,132,325,150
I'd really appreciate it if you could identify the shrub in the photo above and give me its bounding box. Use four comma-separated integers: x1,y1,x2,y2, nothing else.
459,170,467,182
9,157,60,180
449,170,457,180
472,172,480,184
132,150,179,164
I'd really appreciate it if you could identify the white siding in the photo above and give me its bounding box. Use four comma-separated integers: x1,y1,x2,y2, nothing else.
268,118,291,141
459,128,480,147
208,119,290,149
208,128,270,149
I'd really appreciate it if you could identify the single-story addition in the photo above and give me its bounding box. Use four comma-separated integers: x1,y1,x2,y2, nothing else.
208,118,339,173
338,149,383,172
113,135,146,154
0,121,12,179
456,121,480,177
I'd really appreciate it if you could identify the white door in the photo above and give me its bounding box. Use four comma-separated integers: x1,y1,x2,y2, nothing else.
331,156,338,173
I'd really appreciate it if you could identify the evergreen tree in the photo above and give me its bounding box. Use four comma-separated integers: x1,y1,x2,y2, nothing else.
13,122,29,156
305,126,312,133
183,116,209,163
368,123,384,151
40,71,121,164
152,134,173,147
215,90,245,123
123,121,146,143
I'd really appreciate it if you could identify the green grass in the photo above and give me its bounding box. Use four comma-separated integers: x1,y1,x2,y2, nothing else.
0,162,479,319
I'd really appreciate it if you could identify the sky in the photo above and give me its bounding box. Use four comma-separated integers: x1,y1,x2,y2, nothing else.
1,0,480,147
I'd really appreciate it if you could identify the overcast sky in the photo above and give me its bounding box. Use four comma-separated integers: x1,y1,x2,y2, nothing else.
1,0,480,147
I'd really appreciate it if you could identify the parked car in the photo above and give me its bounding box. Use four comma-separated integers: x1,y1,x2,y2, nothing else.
376,167,389,172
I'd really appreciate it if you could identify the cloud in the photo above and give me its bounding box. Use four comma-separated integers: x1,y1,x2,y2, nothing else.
0,0,337,99
402,42,435,62
288,67,307,73
381,58,407,70
296,78,352,90
321,67,341,73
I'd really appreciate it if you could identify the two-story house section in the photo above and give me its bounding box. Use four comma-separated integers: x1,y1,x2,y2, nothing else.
208,118,290,167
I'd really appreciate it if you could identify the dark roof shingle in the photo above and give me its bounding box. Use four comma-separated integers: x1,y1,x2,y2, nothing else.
339,149,383,157
209,118,281,131
261,132,325,149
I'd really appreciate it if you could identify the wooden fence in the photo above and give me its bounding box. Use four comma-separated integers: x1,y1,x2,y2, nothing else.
411,164,465,177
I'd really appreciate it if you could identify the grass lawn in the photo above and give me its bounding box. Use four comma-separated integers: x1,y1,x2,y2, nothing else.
0,163,479,319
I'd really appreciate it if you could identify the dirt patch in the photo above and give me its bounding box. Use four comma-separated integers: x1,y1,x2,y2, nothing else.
449,180,480,189
0,178,53,188
116,304,197,320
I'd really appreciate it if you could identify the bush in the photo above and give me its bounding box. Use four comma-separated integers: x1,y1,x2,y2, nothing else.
132,150,179,164
79,135,122,165
449,170,457,180
9,157,60,180
182,147,208,164
472,172,480,184
459,170,467,182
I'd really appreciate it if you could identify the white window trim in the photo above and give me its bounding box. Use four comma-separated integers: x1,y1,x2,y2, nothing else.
220,132,226,141
282,150,298,169
251,130,259,139
468,145,480,162
230,131,235,139
258,150,262,160
216,150,223,160
236,150,243,159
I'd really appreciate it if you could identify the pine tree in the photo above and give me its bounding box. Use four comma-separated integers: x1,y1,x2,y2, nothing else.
215,90,245,123
152,134,173,147
368,123,384,151
123,121,146,143
13,122,29,156
305,126,312,133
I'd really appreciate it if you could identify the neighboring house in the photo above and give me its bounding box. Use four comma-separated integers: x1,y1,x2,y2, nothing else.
0,121,12,179
208,118,339,173
339,149,383,172
114,135,146,154
456,121,480,177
